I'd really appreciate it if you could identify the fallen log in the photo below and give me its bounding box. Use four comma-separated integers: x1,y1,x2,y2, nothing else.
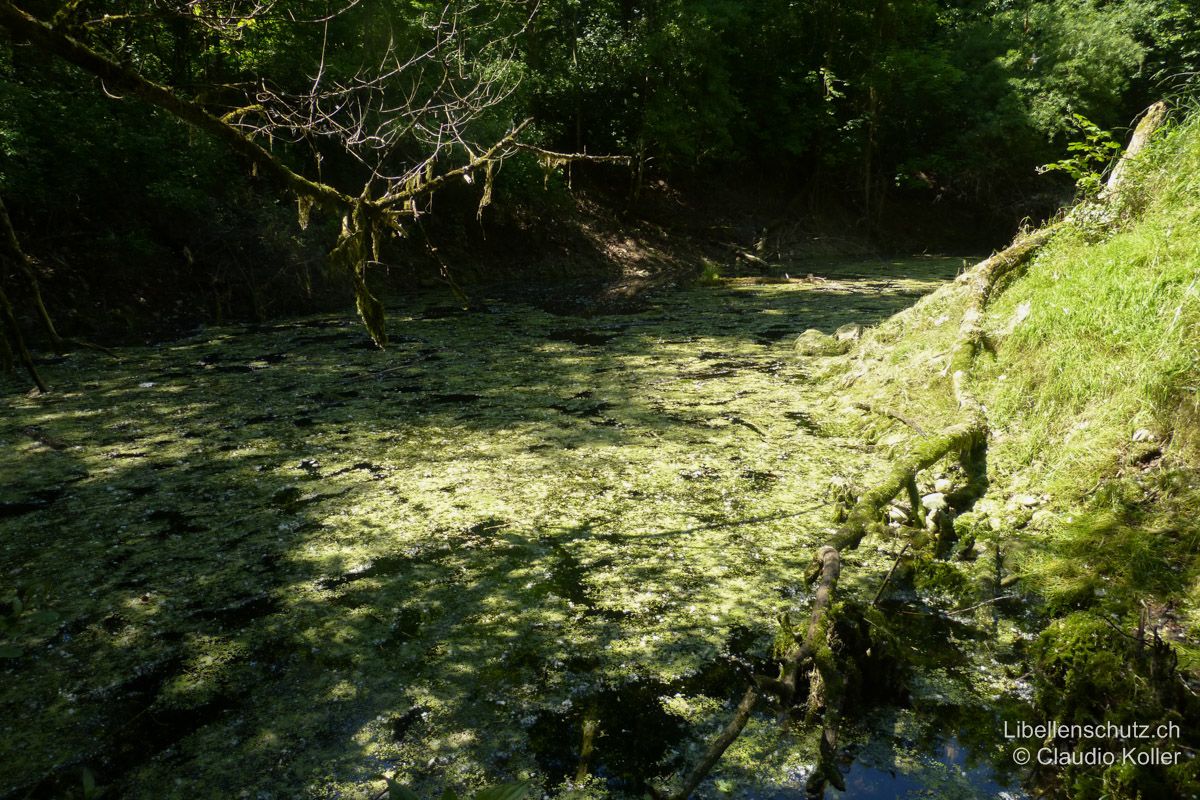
767,546,842,711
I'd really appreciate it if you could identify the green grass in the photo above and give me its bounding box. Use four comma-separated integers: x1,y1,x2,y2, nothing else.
825,113,1200,798
981,144,1200,497
975,113,1200,632
842,111,1200,600
695,257,724,286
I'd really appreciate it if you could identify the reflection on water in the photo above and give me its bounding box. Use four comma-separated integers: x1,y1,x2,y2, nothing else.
834,735,1027,800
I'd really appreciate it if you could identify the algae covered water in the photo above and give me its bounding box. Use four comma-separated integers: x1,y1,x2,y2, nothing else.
2,258,1030,798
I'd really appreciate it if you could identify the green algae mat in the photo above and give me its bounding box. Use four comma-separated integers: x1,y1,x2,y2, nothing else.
2,259,1028,799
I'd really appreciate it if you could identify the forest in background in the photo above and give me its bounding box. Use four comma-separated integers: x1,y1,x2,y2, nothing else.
2,0,1198,340
5,3,1200,799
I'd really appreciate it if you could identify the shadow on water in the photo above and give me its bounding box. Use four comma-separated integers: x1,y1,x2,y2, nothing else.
527,626,762,794
823,598,1030,800
0,258,1004,798
528,680,687,791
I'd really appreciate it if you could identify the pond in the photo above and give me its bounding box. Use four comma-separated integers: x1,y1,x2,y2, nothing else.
1,257,1033,799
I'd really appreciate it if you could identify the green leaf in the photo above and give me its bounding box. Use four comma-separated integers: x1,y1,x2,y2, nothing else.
475,782,532,800
0,643,22,659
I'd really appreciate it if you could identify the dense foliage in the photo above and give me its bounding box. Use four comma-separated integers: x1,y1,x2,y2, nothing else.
522,0,1199,201
4,4,1200,799
0,0,1197,335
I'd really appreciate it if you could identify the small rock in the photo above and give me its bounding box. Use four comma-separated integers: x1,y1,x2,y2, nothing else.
834,323,863,342
1031,509,1055,528
794,329,849,357
1132,428,1156,442
1013,301,1032,326
988,516,1003,531
934,478,953,493
887,505,910,523
921,492,947,511
1015,494,1040,508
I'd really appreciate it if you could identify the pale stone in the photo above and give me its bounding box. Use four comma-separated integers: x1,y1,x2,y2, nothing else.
794,329,848,356
834,323,863,342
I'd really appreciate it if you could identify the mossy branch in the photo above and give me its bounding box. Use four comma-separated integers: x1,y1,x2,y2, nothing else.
513,142,634,165
375,119,534,210
0,1,356,211
659,686,760,800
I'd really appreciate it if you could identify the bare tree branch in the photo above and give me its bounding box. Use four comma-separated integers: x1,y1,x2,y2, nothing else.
0,0,623,356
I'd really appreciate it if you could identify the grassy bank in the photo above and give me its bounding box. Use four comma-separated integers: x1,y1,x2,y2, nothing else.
837,108,1200,797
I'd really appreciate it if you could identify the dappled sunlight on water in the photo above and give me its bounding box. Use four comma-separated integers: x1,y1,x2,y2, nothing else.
0,259,1032,799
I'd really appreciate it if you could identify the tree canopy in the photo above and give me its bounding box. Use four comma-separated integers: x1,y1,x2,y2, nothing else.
0,0,1196,347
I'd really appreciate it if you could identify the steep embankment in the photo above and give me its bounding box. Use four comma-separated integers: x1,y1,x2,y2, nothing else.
832,108,1200,797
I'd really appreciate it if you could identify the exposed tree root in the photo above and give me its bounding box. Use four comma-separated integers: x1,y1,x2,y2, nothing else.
659,686,761,800
764,546,842,711
872,543,911,606
663,103,1170,799
800,548,846,795
851,400,927,435
659,548,841,800
660,312,991,798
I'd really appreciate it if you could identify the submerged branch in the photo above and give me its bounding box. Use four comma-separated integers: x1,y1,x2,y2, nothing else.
662,687,761,800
